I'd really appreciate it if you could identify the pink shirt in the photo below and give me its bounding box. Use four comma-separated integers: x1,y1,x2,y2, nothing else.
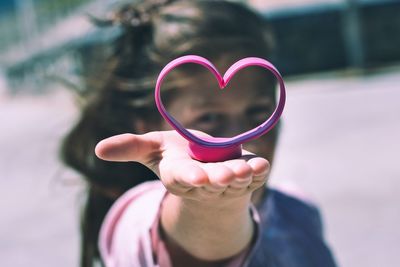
99,181,259,267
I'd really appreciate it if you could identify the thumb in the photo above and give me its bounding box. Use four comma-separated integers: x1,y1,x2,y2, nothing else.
95,132,162,165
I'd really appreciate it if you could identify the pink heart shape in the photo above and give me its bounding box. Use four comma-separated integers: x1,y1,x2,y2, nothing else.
155,55,286,162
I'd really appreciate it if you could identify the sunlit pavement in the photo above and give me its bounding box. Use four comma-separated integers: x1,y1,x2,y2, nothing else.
1,67,399,267
270,67,400,267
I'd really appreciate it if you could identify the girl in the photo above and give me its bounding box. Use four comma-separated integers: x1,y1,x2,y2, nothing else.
61,1,337,266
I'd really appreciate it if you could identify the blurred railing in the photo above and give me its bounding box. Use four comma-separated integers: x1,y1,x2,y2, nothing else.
0,0,120,93
0,0,399,94
0,0,94,55
264,0,400,74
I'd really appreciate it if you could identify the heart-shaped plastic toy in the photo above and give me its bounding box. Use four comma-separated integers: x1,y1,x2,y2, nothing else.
155,55,286,162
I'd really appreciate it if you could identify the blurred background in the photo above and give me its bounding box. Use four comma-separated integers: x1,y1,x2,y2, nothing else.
0,0,399,266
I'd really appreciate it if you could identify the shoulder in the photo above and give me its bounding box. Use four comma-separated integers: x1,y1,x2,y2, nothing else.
99,180,166,267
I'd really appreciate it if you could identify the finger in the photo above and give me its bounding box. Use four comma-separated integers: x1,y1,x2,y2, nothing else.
245,157,269,191
221,159,252,189
199,186,226,195
202,163,235,187
222,159,253,178
160,159,209,189
223,185,249,198
247,176,267,191
229,176,252,189
247,157,270,177
95,132,162,165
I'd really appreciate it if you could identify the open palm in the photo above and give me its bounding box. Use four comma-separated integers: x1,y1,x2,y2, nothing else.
95,130,270,202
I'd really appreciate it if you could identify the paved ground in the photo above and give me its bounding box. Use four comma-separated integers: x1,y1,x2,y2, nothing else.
1,67,399,267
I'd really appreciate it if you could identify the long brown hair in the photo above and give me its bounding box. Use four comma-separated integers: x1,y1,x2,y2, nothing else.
60,1,273,266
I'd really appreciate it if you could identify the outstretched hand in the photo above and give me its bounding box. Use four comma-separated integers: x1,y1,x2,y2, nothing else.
95,130,270,202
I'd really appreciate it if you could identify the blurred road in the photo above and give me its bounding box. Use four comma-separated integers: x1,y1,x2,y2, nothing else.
0,90,81,267
1,67,399,267
270,67,400,267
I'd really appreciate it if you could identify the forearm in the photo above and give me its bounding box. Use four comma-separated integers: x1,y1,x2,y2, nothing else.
160,193,254,261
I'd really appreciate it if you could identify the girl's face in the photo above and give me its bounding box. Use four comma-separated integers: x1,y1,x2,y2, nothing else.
160,56,278,162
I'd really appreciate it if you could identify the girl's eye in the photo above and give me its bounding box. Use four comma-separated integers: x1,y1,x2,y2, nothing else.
247,106,274,125
192,113,224,133
196,113,222,124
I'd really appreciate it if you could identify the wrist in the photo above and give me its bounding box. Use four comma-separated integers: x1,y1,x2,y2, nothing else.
181,192,252,210
161,192,254,260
